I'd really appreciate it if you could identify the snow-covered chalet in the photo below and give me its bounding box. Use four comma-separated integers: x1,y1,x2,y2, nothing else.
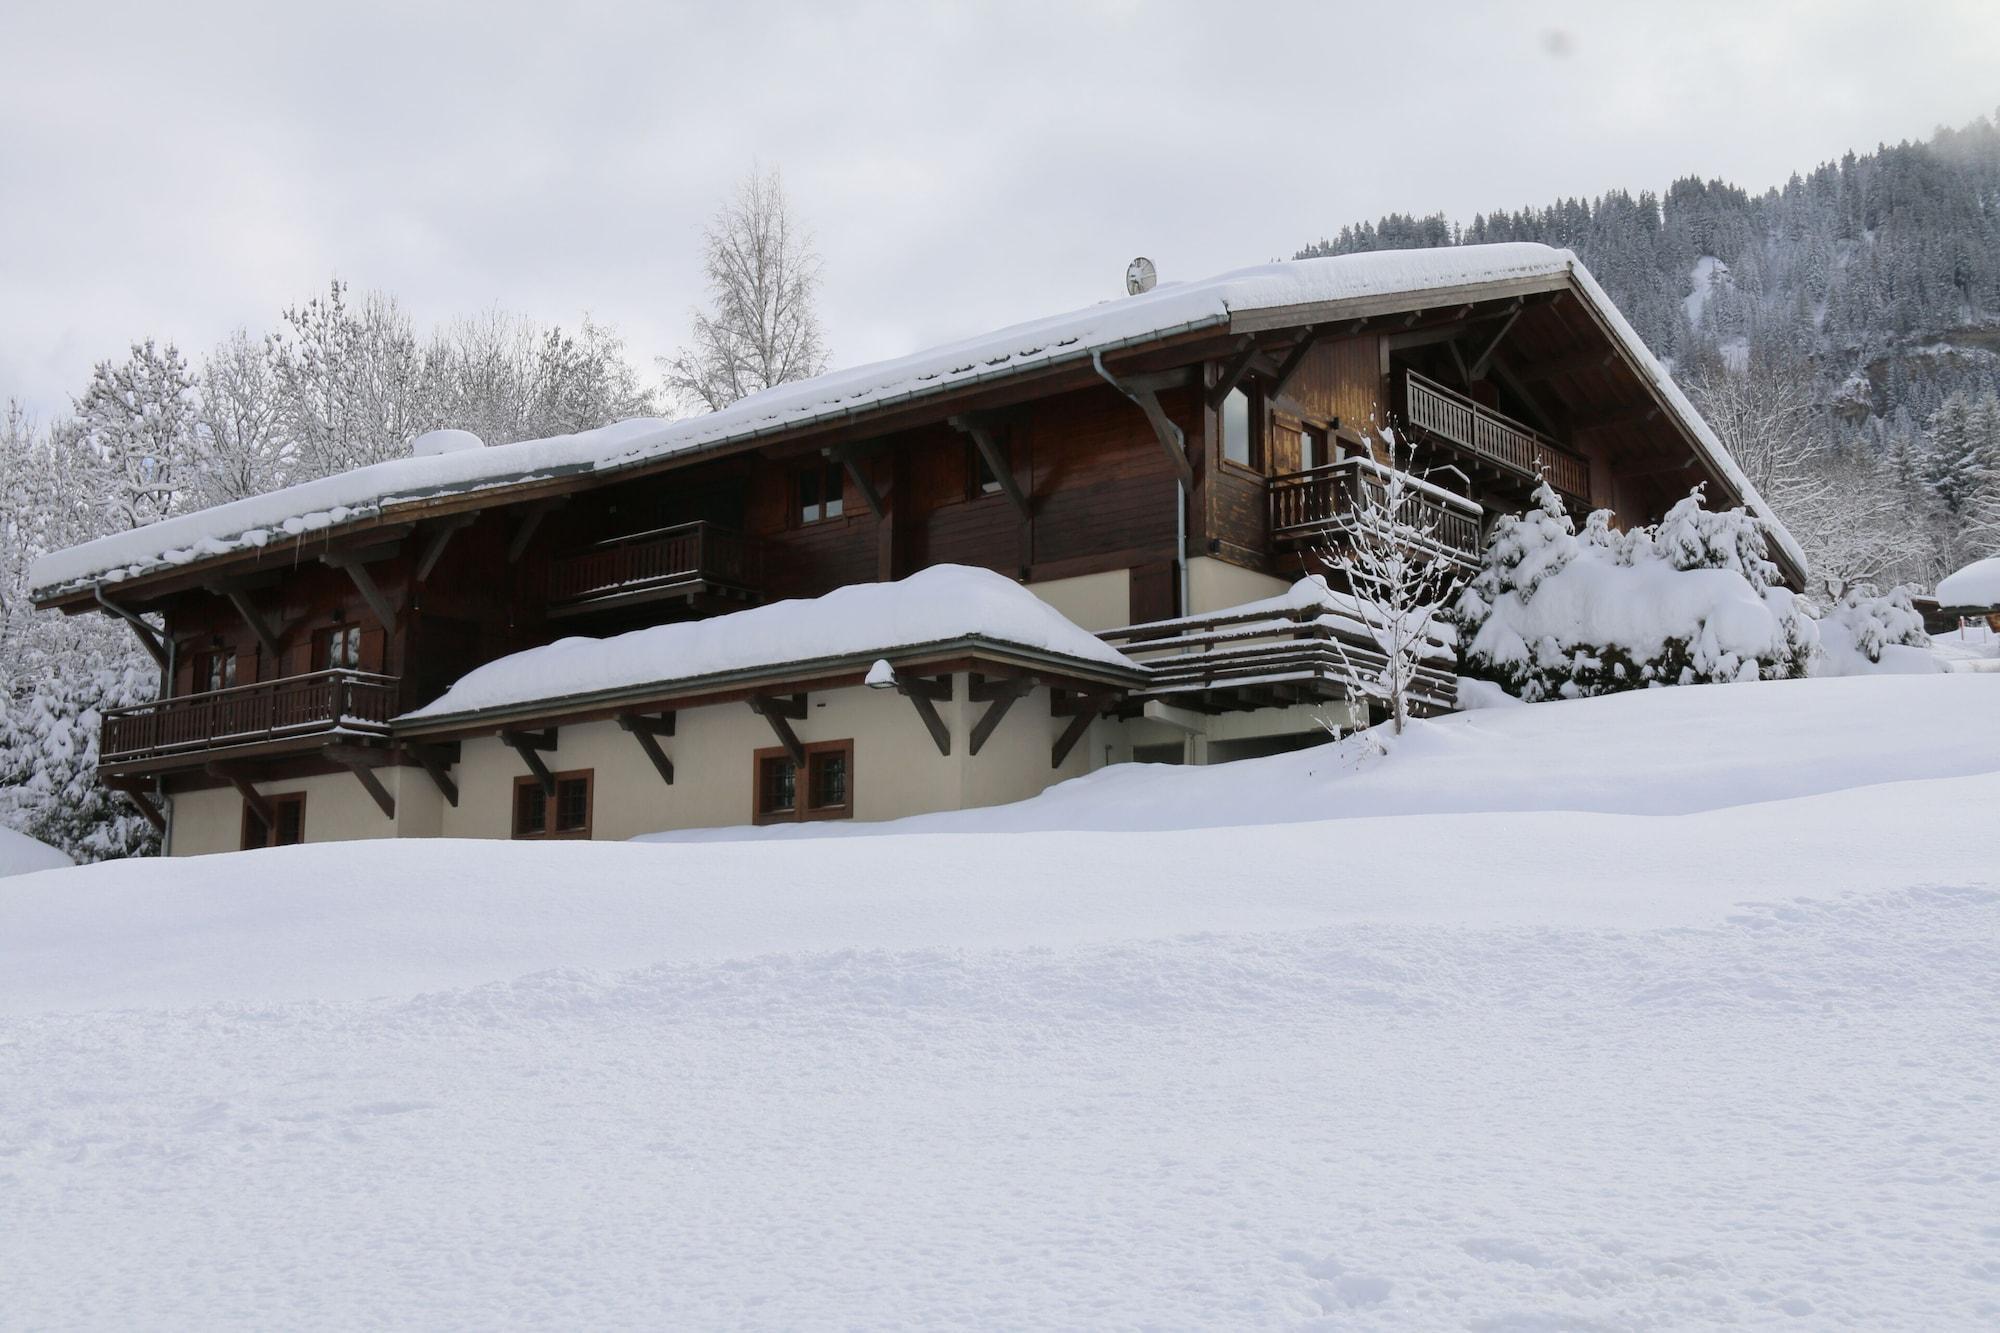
30,243,1805,853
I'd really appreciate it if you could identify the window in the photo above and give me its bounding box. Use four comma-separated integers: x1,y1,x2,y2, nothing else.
968,441,1007,498
1221,386,1260,470
754,740,854,824
512,770,593,840
1301,425,1327,472
241,792,306,850
796,459,846,524
199,650,237,693
318,624,362,671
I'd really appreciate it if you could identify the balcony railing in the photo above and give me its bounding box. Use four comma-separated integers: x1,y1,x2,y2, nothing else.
1403,369,1590,500
1102,594,1458,715
100,670,399,767
548,520,765,611
1269,457,1483,565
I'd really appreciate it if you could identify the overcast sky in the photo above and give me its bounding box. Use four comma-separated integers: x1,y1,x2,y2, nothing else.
2,0,1996,421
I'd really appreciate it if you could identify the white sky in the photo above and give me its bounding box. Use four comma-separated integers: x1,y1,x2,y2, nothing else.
2,0,1996,421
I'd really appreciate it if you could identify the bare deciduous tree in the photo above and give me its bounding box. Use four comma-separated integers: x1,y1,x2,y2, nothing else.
664,166,830,413
1320,431,1469,736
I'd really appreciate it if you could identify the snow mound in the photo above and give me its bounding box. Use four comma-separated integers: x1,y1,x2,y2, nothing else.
401,564,1137,723
0,826,72,879
1937,555,2000,608
409,428,484,457
2,673,1996,1328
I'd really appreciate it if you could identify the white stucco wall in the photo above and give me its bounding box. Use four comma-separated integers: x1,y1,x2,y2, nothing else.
1186,556,1290,616
1026,569,1131,630
167,764,437,857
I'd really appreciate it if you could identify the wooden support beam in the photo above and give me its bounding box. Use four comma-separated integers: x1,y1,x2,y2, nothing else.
216,584,284,658
1517,347,1616,383
1465,301,1524,380
416,513,478,582
1204,336,1261,410
93,586,167,668
1092,352,1194,488
1050,691,1113,769
408,743,460,807
1267,326,1327,401
746,693,807,765
617,711,676,786
321,553,399,629
949,415,1031,519
506,501,564,563
206,763,270,824
326,745,395,819
499,727,559,796
878,670,953,756
829,446,887,519
106,780,166,832
968,675,1033,756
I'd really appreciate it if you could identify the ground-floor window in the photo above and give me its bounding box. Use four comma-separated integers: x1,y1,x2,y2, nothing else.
241,792,306,849
513,770,594,839
754,740,854,824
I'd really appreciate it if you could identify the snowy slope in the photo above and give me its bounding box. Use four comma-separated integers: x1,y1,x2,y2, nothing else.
3,674,1997,1329
0,825,71,878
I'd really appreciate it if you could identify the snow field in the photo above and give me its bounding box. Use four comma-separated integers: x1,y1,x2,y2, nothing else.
2,674,1997,1328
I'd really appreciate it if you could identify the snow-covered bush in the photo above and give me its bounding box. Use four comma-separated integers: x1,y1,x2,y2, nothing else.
1452,484,1815,701
1811,586,1937,676
0,657,160,863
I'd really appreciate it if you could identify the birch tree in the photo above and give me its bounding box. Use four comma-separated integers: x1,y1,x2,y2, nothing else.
664,167,830,412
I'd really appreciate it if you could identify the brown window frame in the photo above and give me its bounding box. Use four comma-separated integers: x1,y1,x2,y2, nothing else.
753,739,855,825
317,623,363,672
198,648,238,694
1218,383,1265,477
794,458,847,526
241,791,307,850
512,769,594,840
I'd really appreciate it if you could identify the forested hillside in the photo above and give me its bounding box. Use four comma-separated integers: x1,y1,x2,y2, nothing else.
1302,110,2000,592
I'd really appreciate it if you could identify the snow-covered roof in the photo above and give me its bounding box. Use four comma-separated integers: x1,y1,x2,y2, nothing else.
30,240,1802,598
1936,556,2000,609
397,564,1141,728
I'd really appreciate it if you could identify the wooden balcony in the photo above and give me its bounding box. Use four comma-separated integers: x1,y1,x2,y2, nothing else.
548,521,765,618
100,670,399,771
1402,369,1590,501
1103,595,1457,716
1269,457,1483,566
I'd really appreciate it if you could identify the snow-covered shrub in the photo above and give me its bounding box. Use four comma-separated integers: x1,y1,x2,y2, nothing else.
1811,586,1937,676
0,657,160,862
1452,484,1815,701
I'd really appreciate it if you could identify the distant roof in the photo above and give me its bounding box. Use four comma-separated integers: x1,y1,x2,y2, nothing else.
1937,556,2000,608
396,564,1141,729
31,242,1803,598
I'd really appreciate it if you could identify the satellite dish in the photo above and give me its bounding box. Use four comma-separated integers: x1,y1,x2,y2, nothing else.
1125,256,1157,295
411,428,484,458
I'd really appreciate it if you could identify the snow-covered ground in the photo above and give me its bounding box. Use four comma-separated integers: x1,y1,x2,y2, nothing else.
0,825,70,879
4,675,1998,1329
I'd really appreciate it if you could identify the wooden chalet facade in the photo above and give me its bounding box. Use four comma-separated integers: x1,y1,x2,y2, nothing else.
31,244,1804,854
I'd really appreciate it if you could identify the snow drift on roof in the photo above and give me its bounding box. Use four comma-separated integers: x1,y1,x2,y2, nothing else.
1937,556,2000,608
29,244,1575,599
29,239,1803,597
398,564,1138,724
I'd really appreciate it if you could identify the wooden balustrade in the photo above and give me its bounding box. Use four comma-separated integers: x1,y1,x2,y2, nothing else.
1403,369,1590,500
1268,458,1483,563
548,521,763,609
100,670,399,766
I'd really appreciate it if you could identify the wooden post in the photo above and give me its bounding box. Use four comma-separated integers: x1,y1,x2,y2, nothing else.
968,675,1033,756
499,728,559,796
617,711,676,787
746,693,807,764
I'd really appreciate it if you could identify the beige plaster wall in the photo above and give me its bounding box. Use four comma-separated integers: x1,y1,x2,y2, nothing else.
167,764,436,858
1186,556,1290,615
1026,569,1131,630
